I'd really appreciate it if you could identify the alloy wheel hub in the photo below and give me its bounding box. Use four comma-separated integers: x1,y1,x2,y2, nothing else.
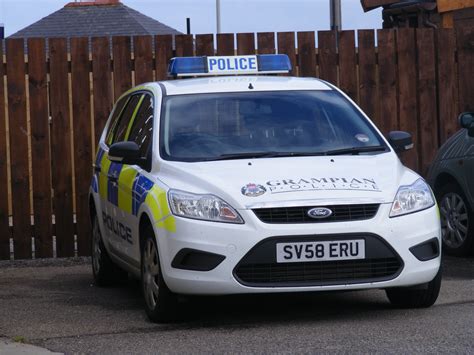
440,192,469,248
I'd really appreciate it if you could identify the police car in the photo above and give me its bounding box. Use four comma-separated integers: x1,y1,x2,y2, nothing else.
89,54,442,322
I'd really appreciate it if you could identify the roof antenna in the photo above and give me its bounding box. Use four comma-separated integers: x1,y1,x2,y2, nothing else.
248,83,254,90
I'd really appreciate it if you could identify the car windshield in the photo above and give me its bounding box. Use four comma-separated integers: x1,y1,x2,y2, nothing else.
160,90,387,162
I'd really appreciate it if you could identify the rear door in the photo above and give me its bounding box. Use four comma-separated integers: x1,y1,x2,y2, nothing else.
95,94,129,242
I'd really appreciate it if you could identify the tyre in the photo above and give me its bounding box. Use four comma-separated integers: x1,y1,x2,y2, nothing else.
141,226,178,323
436,183,473,256
91,214,124,286
385,267,441,308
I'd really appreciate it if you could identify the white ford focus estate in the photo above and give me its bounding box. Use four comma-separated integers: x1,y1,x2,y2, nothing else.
89,55,441,322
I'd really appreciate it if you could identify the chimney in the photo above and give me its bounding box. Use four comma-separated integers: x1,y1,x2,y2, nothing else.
65,0,120,7
0,24,4,40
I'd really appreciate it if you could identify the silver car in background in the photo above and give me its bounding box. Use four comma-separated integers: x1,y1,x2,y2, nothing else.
428,112,474,256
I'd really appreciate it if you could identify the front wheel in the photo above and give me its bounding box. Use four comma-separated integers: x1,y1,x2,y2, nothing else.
385,267,442,308
437,183,473,256
141,228,178,323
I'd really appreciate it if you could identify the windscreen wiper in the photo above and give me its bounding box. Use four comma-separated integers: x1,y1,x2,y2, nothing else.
324,145,388,156
212,151,326,161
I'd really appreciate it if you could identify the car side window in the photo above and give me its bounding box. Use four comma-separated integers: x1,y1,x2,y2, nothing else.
105,95,129,145
110,94,143,145
127,94,154,159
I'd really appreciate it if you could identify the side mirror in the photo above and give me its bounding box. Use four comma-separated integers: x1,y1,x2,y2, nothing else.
108,141,142,165
459,112,474,137
459,112,474,128
388,131,413,153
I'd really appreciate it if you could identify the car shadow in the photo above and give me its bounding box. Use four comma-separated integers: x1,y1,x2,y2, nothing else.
36,255,472,330
441,255,474,280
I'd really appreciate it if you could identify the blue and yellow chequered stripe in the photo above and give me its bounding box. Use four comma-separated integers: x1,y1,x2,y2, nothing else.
91,146,175,232
91,176,98,193
99,151,112,200
107,162,123,206
118,166,138,214
132,175,154,215
92,147,105,195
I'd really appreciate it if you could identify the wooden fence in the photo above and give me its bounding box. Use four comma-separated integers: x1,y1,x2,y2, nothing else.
0,28,473,260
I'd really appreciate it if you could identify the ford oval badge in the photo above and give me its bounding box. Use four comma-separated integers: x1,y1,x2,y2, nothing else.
307,207,333,219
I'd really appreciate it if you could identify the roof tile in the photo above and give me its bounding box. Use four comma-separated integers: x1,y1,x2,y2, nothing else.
8,3,182,39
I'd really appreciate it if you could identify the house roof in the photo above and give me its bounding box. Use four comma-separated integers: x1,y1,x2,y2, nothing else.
361,0,436,12
8,1,182,39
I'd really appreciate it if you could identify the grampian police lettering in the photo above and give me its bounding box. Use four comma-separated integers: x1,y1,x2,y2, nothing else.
266,177,381,193
102,212,133,244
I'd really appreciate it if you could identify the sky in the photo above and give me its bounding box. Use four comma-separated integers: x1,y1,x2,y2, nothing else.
0,0,382,37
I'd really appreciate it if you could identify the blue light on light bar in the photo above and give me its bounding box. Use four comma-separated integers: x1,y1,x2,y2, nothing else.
168,57,206,76
168,54,292,77
258,54,291,73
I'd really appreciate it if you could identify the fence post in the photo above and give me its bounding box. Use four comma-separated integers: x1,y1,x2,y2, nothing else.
437,29,459,143
456,26,474,113
416,28,439,175
397,28,419,171
50,37,75,257
28,38,53,258
71,37,93,256
358,30,377,123
318,31,337,85
6,38,32,259
0,40,10,260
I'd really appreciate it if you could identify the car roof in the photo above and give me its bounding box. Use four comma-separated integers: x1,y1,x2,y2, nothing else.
154,76,333,96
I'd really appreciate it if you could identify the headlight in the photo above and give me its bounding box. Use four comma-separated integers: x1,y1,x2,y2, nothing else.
390,178,435,217
168,189,244,224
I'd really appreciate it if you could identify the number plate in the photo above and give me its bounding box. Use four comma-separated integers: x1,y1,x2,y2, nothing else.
276,240,365,263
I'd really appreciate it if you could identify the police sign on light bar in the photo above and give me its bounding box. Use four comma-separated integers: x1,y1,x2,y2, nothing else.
208,55,258,75
168,54,291,77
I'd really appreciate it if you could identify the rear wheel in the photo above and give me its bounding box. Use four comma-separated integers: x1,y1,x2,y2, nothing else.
437,183,473,256
91,214,124,286
385,267,441,308
141,227,178,322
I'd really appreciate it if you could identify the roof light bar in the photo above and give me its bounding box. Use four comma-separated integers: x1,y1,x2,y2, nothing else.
168,54,292,77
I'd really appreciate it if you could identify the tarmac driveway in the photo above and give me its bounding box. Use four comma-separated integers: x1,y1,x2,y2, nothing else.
0,256,472,354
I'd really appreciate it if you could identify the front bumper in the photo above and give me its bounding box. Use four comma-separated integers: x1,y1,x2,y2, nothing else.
154,203,441,295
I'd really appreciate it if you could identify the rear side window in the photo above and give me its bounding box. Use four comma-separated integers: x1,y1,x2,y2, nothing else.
105,95,128,145
109,94,142,145
128,94,154,158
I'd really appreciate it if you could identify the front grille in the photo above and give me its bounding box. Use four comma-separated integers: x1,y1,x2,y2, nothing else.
235,258,401,287
253,204,380,224
233,234,403,287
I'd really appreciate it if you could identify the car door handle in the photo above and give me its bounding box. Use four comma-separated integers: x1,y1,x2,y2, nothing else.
108,174,118,183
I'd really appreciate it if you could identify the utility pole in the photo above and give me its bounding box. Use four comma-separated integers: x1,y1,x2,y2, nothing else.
330,0,342,31
216,0,221,34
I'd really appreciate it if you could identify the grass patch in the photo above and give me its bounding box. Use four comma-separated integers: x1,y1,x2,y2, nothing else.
12,336,27,343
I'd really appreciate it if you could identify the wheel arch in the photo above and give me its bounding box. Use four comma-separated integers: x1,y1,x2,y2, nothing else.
433,172,463,197
139,212,154,253
89,192,98,221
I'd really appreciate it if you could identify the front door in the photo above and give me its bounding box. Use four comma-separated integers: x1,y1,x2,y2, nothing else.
115,93,155,263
